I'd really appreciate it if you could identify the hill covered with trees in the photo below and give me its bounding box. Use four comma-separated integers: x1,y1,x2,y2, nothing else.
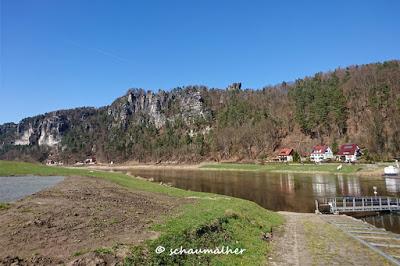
1,60,399,163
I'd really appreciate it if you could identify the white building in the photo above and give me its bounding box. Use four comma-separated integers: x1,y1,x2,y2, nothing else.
337,143,362,162
310,145,334,162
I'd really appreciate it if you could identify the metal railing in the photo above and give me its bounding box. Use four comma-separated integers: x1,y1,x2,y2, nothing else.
326,196,400,213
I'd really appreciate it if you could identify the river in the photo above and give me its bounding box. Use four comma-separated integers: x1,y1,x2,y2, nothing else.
120,168,400,233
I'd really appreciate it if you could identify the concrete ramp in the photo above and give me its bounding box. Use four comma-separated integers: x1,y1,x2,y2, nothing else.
322,215,400,265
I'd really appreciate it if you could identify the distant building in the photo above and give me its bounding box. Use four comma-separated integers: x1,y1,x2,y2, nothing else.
337,144,361,162
84,157,97,164
278,148,294,162
46,159,63,166
46,159,55,166
310,145,334,162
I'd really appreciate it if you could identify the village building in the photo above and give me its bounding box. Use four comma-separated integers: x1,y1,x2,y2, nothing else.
310,145,334,162
46,159,55,166
278,148,294,162
337,144,362,162
45,159,63,166
84,157,97,164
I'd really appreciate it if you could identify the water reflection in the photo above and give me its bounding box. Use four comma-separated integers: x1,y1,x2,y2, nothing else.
312,175,336,197
279,174,295,194
385,178,400,194
122,169,400,214
362,213,400,234
337,175,345,195
119,169,400,233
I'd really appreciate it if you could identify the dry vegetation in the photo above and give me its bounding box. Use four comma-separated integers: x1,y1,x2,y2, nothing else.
1,61,399,163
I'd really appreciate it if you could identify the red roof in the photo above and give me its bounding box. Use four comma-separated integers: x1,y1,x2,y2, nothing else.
278,148,294,156
311,145,329,154
337,144,359,155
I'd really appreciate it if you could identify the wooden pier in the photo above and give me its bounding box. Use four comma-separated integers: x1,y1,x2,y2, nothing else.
318,196,400,214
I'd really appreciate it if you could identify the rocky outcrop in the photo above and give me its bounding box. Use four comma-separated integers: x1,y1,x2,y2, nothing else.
0,123,17,148
107,87,209,129
107,89,167,129
37,115,69,147
227,82,241,91
2,108,97,149
0,87,210,157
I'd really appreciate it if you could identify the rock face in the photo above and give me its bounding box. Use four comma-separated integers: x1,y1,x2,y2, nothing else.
107,89,167,129
37,115,69,147
227,82,241,91
107,87,209,129
0,87,210,160
14,124,33,145
1,108,97,148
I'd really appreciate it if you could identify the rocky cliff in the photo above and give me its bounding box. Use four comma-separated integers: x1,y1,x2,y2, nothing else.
0,87,211,162
107,87,209,129
1,60,399,163
0,108,97,148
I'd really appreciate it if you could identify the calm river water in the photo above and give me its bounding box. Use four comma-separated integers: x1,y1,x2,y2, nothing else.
0,176,64,202
122,168,400,233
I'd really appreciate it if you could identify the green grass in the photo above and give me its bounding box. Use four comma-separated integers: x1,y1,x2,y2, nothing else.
0,160,283,265
200,162,364,174
94,247,113,255
0,202,10,211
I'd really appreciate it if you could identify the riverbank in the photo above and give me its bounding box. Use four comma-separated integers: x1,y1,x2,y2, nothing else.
88,161,387,176
0,160,282,265
1,176,186,264
201,162,385,176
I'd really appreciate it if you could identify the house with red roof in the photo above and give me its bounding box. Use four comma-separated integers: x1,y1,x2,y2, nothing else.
278,148,294,162
310,145,334,162
337,143,361,162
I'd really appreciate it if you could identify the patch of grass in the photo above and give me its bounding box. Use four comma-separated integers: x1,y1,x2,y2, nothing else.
94,247,113,255
200,162,364,174
134,200,282,265
0,202,10,211
0,160,283,265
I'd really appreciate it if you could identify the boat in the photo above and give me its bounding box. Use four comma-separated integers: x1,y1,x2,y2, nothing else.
384,160,399,176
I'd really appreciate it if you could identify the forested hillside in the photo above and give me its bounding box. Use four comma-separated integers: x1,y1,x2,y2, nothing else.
1,60,399,163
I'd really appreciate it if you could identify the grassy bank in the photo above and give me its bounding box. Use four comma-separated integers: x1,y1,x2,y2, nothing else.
200,162,368,174
0,160,283,265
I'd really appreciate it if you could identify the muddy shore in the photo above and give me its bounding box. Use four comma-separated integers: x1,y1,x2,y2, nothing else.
0,176,189,265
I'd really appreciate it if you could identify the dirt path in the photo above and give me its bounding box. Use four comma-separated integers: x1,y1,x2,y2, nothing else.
269,212,392,266
0,176,189,265
269,212,312,266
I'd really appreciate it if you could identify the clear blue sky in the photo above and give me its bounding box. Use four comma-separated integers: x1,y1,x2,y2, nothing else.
1,0,399,124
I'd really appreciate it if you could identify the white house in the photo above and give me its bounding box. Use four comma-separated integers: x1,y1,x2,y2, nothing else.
310,145,334,162
337,143,362,162
278,148,294,162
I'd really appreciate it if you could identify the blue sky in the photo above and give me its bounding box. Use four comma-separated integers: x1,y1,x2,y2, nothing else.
1,0,399,124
